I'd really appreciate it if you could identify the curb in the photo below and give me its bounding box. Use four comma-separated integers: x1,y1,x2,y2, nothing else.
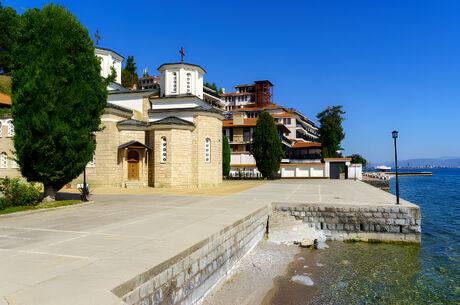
0,200,96,218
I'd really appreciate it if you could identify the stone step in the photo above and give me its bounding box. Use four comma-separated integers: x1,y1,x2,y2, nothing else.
125,181,143,188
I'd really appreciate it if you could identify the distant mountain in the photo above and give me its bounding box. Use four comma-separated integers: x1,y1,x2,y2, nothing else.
369,157,460,168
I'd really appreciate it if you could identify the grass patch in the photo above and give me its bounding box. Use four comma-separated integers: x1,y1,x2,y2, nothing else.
0,200,83,215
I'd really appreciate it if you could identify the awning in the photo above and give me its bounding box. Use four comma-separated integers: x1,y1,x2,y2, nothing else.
118,140,151,150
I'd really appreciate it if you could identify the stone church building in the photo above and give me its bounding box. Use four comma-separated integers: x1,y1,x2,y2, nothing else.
0,47,223,188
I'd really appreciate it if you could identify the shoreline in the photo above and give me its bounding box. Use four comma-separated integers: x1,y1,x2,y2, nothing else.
202,239,300,305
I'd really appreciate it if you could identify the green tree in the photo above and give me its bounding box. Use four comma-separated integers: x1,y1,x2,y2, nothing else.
252,111,284,179
204,81,223,94
347,154,367,167
0,3,20,74
316,105,346,158
11,4,108,201
121,55,138,88
222,134,230,177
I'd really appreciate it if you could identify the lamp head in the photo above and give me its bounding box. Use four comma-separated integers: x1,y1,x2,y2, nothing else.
392,130,398,139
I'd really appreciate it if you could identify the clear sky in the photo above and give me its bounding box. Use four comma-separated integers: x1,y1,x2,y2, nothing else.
5,0,460,163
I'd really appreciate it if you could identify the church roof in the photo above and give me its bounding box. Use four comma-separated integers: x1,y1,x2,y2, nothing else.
118,140,151,150
150,116,195,126
117,119,149,126
106,103,133,113
157,62,206,74
148,106,221,115
95,47,125,60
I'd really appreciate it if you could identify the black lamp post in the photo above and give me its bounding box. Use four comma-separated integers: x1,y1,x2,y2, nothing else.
392,130,400,205
82,167,88,202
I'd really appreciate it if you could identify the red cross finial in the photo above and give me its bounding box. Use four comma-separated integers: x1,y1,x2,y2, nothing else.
179,46,185,62
94,30,101,45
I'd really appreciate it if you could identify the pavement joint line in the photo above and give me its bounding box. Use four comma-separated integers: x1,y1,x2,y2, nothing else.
0,235,32,240
18,249,98,260
0,226,151,239
35,233,91,249
285,184,302,201
0,248,99,260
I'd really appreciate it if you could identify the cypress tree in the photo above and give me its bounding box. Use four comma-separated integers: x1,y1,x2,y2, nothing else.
121,55,138,88
252,111,284,179
222,134,230,177
11,4,107,201
0,3,19,74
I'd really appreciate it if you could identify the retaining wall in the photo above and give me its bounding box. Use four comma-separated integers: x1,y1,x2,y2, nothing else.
271,203,421,243
113,206,268,305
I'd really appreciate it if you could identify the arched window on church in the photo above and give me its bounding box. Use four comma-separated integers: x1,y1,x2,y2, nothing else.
161,137,167,163
186,73,191,93
1,153,7,168
172,72,177,93
7,120,14,137
205,138,211,163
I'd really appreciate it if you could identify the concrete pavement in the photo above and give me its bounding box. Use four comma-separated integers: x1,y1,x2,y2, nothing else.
0,180,414,304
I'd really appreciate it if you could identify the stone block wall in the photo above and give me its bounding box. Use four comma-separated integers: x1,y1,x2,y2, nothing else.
194,115,222,187
114,206,268,305
271,203,421,243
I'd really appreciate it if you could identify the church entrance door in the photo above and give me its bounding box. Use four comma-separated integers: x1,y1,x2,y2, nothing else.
127,150,139,180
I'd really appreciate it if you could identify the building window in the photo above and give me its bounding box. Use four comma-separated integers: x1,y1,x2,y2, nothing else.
87,153,95,167
161,137,167,163
205,138,211,163
172,72,177,93
7,120,14,137
11,158,18,169
1,153,7,168
186,73,191,93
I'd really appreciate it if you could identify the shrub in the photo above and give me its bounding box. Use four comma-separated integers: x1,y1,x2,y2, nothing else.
0,177,41,208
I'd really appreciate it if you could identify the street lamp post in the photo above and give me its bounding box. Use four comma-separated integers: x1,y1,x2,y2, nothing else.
392,130,400,205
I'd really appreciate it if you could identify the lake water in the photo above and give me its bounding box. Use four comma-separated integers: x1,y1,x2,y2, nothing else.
266,168,459,304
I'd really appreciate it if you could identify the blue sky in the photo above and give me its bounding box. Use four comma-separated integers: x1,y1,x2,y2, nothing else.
5,0,460,163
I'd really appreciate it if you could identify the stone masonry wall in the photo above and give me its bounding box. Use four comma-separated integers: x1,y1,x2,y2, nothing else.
113,206,268,305
271,203,421,243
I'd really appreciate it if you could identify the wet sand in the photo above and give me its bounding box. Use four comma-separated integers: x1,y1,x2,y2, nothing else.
261,249,324,305
202,239,300,305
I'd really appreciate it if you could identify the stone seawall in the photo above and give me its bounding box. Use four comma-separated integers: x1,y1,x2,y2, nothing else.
113,206,268,305
271,203,421,243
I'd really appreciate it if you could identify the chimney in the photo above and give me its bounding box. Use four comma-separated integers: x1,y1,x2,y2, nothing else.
233,113,244,125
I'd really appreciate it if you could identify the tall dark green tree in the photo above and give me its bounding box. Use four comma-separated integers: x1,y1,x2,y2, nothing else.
121,55,138,88
12,4,108,201
252,111,284,179
317,105,346,158
222,134,230,177
0,3,19,74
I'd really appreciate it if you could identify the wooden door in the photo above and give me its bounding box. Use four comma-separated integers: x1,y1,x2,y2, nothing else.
127,150,139,180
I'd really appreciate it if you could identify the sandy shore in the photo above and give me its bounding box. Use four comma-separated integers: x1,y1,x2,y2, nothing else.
202,239,300,305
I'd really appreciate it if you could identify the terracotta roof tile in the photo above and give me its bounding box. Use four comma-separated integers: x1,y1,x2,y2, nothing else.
291,141,322,149
0,93,11,105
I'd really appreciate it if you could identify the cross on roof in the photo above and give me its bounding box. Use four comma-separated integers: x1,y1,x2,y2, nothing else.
94,30,101,45
179,46,185,62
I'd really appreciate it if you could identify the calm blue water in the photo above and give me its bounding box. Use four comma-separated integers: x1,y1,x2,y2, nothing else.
388,168,460,303
268,168,459,305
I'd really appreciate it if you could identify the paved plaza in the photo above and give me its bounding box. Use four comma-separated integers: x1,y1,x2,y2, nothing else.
0,180,414,305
